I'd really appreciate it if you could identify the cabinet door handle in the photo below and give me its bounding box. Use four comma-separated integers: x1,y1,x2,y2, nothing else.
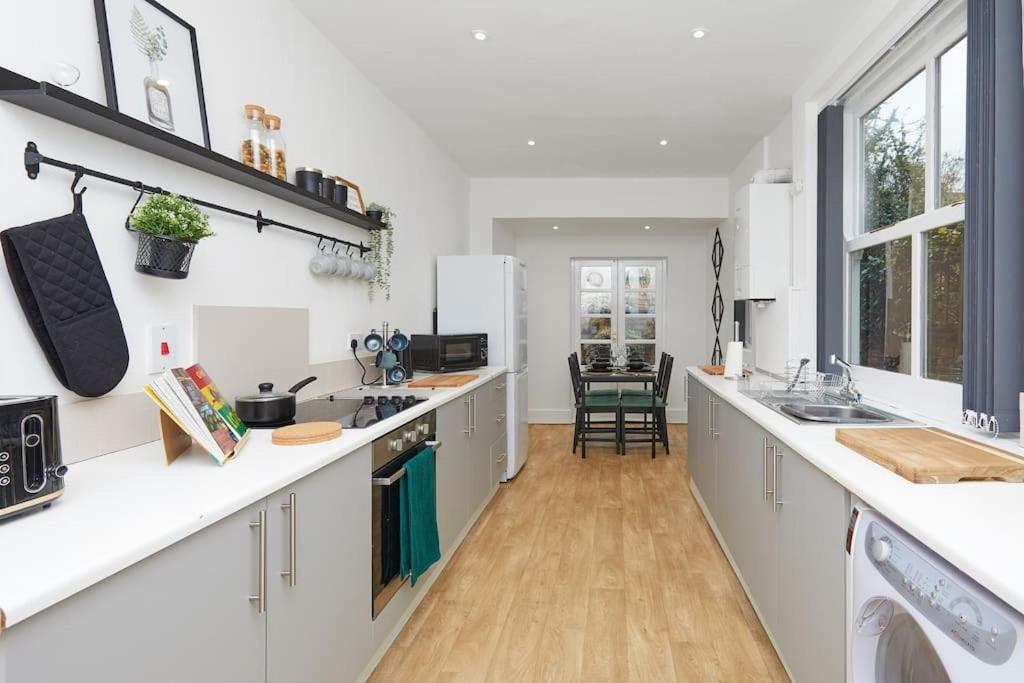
471,394,477,433
764,440,776,502
496,383,506,390
707,394,712,437
772,449,784,512
249,509,267,613
762,437,769,501
711,399,719,439
464,399,471,435
280,492,297,587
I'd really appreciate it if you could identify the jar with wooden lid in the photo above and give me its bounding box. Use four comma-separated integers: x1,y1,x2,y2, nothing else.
264,114,287,181
241,104,270,173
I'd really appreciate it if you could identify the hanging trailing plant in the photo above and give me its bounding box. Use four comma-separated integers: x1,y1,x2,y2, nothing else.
366,202,395,301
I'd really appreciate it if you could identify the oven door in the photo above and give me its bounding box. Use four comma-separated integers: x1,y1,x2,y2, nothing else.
440,336,481,371
370,441,439,619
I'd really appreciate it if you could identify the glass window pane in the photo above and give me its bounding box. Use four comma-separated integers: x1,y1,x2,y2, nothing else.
625,291,655,314
626,344,656,365
625,318,656,340
580,317,612,340
581,266,611,290
862,71,927,232
924,222,964,383
581,292,612,315
624,266,655,289
940,38,967,207
581,343,611,364
852,236,912,374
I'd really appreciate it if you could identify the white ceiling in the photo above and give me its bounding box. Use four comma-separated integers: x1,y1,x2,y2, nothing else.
294,0,861,177
498,217,717,237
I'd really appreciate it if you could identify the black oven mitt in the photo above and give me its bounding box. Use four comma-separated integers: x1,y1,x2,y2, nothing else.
1,197,129,397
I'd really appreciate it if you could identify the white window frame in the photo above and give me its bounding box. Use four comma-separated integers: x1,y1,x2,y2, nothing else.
570,258,666,366
840,3,966,419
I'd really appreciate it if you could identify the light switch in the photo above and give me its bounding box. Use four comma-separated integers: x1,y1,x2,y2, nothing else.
147,325,179,374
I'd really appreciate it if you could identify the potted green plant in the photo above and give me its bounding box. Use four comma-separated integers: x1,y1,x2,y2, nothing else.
366,202,395,301
127,193,214,279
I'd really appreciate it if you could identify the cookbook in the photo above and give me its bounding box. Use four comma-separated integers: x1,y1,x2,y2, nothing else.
144,366,249,465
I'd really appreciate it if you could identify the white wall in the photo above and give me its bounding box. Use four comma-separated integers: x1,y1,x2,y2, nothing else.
516,229,711,424
470,176,729,254
0,1,467,419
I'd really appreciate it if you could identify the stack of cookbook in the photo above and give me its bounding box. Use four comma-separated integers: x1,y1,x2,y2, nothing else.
144,364,249,465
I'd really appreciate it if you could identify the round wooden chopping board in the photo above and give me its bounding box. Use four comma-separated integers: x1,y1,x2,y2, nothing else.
272,421,342,446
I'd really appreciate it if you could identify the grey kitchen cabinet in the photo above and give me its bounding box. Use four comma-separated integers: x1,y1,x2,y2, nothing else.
0,500,269,683
436,392,470,553
692,381,848,683
716,402,780,638
775,443,847,683
686,377,716,516
266,445,372,683
490,431,508,488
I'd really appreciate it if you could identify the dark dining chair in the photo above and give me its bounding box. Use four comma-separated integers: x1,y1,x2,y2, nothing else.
568,354,621,457
618,355,673,457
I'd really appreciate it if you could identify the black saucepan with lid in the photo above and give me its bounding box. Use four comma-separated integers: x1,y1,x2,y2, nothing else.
236,376,317,427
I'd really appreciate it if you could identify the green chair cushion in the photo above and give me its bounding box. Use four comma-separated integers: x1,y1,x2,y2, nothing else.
620,396,666,409
620,388,654,397
587,388,620,398
577,395,621,409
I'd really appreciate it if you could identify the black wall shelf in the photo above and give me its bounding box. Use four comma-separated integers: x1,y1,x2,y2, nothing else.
0,66,385,233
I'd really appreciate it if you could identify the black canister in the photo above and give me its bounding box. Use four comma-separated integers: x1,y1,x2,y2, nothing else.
318,175,336,200
332,180,349,206
295,167,322,194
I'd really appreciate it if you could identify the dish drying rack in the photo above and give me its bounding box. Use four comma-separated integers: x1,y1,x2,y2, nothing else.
757,360,844,401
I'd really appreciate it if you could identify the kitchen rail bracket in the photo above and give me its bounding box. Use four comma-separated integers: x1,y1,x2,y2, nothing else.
23,141,371,256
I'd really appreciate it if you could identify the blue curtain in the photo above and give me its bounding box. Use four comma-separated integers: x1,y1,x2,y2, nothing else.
963,0,1024,432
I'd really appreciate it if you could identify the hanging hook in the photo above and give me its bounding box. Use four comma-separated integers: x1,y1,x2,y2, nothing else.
71,167,87,196
125,181,147,232
316,237,325,252
70,166,87,214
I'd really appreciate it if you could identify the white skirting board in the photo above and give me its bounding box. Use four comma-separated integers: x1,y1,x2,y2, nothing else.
528,408,688,424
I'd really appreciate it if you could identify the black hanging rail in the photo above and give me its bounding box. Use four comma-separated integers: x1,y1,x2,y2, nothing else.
23,141,371,255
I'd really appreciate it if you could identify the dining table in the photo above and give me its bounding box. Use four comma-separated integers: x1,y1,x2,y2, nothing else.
579,365,658,457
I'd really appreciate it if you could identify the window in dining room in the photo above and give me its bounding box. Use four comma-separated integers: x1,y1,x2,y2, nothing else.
571,258,666,366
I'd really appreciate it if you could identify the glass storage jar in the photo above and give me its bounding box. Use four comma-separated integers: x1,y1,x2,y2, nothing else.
241,104,270,173
264,114,287,181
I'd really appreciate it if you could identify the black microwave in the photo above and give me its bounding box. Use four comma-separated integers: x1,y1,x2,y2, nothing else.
410,334,488,373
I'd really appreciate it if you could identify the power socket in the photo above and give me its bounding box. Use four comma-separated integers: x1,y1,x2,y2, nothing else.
348,333,362,351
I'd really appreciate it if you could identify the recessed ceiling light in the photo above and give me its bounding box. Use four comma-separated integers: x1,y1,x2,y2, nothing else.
552,225,559,230
659,139,669,146
527,139,536,146
472,29,488,41
644,225,651,230
691,28,707,39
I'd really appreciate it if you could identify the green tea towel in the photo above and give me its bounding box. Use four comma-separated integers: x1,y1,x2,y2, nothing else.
399,447,441,586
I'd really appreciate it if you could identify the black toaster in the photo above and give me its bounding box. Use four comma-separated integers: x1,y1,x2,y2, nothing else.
0,396,67,520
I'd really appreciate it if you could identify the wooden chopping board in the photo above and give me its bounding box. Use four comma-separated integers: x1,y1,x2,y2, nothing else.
699,365,751,377
272,421,342,446
407,374,478,388
835,427,1024,484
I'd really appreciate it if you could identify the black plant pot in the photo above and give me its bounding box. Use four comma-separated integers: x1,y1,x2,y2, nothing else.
366,209,384,225
133,231,197,279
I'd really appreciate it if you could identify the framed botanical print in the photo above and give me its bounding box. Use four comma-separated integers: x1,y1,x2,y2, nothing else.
94,0,211,148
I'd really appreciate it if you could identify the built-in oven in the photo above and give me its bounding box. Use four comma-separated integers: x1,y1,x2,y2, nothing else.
371,409,439,619
409,334,488,373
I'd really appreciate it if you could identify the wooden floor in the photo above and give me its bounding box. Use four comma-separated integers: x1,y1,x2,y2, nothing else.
369,424,788,682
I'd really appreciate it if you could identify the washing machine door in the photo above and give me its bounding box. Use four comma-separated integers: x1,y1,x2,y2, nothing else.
854,598,951,683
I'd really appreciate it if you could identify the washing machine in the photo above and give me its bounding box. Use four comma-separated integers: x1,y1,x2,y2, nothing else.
849,505,1024,681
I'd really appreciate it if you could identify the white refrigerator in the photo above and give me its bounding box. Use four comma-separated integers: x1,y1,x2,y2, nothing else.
437,255,528,480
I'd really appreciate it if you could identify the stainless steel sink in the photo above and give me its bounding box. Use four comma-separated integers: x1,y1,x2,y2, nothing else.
778,403,893,424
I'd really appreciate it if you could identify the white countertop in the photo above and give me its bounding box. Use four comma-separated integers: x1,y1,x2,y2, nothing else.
0,367,506,631
688,367,1024,615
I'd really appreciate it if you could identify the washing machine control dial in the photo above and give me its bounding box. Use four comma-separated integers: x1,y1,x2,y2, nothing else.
870,537,892,563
